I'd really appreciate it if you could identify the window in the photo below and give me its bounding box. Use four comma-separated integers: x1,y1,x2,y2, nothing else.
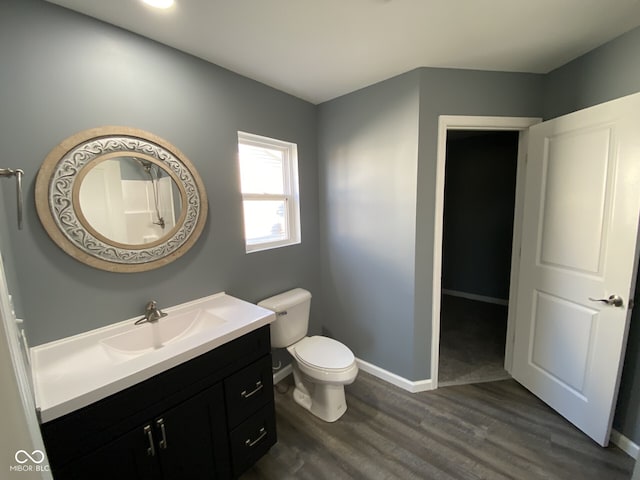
237,131,301,252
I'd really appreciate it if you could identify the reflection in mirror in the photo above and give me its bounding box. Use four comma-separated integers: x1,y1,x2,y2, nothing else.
78,157,182,245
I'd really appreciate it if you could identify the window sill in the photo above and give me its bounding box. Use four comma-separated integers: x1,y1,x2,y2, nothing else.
245,239,301,254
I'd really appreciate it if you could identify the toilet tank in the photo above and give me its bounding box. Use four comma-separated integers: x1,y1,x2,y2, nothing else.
258,288,312,348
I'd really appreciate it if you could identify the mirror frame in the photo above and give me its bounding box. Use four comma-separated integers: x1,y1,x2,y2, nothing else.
35,126,208,273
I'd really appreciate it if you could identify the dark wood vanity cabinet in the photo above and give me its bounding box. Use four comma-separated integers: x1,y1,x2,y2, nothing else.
41,326,276,480
53,383,230,480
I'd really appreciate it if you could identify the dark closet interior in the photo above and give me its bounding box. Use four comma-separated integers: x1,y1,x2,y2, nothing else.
439,130,519,386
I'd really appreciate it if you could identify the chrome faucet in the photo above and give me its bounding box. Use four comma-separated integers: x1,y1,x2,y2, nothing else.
135,300,168,325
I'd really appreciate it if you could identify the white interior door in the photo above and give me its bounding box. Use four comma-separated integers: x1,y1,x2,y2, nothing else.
512,92,640,446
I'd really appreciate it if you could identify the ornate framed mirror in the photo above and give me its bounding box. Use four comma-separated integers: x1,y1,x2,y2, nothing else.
35,126,208,272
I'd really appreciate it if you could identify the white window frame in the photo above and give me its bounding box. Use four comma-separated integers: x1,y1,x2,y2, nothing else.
237,131,301,253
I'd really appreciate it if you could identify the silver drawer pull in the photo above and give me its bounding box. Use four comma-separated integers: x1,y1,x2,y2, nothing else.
144,425,155,456
156,418,168,449
241,380,263,399
245,427,267,448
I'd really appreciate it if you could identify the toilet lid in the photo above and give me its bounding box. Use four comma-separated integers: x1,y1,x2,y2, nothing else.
294,336,355,370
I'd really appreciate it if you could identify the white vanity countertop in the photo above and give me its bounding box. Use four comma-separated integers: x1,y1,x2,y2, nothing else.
31,292,275,423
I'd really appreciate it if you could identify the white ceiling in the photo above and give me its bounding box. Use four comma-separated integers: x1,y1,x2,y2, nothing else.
45,0,640,104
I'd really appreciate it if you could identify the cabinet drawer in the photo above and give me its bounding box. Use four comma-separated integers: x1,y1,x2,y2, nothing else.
229,402,277,477
224,355,273,427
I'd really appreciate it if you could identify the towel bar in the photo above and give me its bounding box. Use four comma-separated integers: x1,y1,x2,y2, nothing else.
0,168,24,230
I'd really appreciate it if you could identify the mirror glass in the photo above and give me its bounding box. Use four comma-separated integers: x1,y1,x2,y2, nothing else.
78,157,183,246
35,127,208,272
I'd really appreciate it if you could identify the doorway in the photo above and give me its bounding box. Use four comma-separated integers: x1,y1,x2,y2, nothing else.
438,130,519,386
430,115,541,388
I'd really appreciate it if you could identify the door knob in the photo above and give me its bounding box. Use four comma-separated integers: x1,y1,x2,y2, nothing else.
589,295,624,307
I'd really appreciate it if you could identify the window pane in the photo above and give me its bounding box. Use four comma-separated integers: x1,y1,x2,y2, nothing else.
239,144,284,194
242,200,288,245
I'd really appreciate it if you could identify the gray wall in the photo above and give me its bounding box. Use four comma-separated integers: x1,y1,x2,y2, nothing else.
412,69,545,379
317,71,421,378
318,69,543,380
0,0,320,345
542,25,640,445
442,131,519,300
543,26,640,119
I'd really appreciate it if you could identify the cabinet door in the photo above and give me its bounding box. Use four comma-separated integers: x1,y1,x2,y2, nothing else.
156,383,231,480
55,425,159,480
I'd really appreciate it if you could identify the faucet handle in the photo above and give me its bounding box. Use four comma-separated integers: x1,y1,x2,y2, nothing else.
135,300,160,325
135,300,168,325
145,300,158,312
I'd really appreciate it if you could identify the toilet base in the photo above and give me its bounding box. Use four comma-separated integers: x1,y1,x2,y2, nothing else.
291,366,348,423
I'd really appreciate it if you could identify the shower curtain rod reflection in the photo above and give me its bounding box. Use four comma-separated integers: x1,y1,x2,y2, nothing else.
136,159,166,230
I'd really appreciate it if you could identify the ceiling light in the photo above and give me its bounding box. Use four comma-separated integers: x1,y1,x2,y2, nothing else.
141,0,175,9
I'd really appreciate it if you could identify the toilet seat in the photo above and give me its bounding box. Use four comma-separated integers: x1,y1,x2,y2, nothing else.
293,336,355,371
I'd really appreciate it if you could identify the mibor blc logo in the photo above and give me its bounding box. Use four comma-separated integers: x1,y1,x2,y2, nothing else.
9,450,50,473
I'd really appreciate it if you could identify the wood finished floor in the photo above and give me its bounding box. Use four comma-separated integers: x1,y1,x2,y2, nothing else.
241,372,633,480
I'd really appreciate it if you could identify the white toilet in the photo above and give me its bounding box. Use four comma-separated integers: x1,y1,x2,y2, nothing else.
259,288,358,422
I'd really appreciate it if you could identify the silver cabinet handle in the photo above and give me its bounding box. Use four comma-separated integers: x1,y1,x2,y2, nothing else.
245,427,267,448
241,380,263,399
589,295,624,307
144,425,156,456
156,418,168,449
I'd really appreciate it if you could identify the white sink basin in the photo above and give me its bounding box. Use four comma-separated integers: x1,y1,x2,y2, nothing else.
30,292,275,423
100,309,226,358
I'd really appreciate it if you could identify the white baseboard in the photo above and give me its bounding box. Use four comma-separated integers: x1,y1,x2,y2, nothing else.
442,289,508,306
611,429,639,459
272,358,433,394
355,358,433,393
273,363,293,384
